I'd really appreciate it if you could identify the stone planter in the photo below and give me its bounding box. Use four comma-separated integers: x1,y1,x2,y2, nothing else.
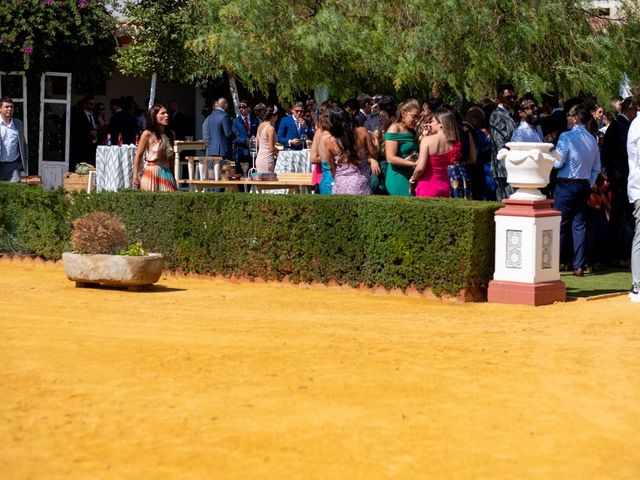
62,252,164,291
497,142,560,200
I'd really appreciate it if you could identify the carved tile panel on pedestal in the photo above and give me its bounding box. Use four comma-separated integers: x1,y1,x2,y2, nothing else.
506,229,522,269
541,229,552,269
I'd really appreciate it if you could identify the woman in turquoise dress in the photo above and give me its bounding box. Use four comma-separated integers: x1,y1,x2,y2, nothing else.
384,99,420,196
310,101,335,194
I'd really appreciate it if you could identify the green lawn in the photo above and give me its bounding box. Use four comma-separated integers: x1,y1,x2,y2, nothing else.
561,268,631,298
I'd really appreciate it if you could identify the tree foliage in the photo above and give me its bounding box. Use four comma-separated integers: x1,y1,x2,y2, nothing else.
117,0,640,101
115,0,218,86
0,0,117,91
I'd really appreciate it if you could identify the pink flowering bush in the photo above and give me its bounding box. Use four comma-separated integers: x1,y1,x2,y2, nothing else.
0,0,116,89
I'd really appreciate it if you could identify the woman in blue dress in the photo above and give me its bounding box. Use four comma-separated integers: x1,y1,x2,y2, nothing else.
310,101,335,194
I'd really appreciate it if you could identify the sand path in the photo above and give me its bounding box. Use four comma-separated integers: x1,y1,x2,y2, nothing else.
1,259,639,479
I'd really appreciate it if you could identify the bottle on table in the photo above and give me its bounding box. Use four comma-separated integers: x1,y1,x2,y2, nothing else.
106,134,111,146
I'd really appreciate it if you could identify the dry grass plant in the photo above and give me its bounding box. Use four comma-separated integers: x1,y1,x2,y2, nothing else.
70,211,129,255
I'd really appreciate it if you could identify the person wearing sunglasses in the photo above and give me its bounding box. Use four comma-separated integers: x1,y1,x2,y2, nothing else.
231,100,259,180
277,101,314,150
511,97,544,143
489,84,517,200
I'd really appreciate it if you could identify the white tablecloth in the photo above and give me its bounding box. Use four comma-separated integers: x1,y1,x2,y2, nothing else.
96,145,136,192
270,149,311,194
274,149,312,174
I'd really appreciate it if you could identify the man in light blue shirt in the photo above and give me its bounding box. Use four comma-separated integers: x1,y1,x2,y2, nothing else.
0,97,28,182
511,98,544,143
552,104,601,276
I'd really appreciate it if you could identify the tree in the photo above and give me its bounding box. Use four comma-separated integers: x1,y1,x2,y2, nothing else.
115,0,217,86
114,0,639,102
0,0,118,92
192,0,639,101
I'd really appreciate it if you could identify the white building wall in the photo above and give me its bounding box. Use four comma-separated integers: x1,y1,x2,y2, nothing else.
591,0,621,17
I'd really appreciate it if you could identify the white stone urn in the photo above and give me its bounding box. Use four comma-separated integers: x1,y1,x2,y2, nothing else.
62,252,164,291
497,142,560,200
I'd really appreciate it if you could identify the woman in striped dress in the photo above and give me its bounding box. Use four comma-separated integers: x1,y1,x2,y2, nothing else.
132,103,178,191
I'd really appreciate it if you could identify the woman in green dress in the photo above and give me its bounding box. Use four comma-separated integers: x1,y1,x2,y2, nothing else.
384,99,420,196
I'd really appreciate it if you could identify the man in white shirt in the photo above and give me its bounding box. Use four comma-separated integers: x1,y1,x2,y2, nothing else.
0,97,28,182
625,91,640,302
511,98,544,143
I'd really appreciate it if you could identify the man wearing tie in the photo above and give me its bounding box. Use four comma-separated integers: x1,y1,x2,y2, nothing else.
277,102,313,150
232,100,259,175
70,95,98,172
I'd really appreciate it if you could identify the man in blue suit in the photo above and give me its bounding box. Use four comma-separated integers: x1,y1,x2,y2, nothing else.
232,100,259,172
203,98,234,159
277,102,313,150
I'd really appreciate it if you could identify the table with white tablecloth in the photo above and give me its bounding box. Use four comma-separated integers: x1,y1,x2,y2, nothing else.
274,149,312,174
96,145,137,192
270,149,312,194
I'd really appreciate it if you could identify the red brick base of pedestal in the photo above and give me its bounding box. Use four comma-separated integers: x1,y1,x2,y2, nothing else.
488,280,566,306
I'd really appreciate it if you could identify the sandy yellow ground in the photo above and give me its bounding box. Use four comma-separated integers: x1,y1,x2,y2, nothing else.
1,258,639,479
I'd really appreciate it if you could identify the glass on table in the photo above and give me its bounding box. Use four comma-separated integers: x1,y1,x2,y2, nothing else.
240,162,250,179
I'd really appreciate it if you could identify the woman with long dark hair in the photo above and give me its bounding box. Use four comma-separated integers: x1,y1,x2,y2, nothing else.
132,104,177,191
323,107,371,195
310,101,336,194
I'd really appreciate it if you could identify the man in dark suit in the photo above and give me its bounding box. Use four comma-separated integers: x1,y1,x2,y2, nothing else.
107,97,138,145
203,98,234,159
232,100,259,170
602,97,638,266
168,99,189,140
489,84,517,200
277,101,313,150
70,95,98,171
356,93,373,127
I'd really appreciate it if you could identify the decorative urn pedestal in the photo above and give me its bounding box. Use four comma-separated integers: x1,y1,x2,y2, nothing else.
62,252,165,291
487,142,566,306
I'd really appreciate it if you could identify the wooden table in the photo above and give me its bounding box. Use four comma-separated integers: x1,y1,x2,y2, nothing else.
179,178,313,193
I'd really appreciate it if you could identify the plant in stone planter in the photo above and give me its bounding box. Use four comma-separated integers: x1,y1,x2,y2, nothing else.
63,211,164,291
70,211,129,255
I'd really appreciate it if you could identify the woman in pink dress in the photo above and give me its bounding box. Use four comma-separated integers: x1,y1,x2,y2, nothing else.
410,107,461,198
255,105,279,173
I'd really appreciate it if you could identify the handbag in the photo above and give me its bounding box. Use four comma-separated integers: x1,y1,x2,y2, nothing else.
448,162,472,199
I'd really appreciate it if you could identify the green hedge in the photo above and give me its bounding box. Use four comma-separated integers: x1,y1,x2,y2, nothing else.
0,183,501,295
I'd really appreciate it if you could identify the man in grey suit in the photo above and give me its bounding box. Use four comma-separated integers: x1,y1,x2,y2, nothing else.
0,97,28,182
490,85,517,200
203,98,234,159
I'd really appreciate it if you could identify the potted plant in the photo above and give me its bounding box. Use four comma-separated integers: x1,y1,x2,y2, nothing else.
62,211,164,291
